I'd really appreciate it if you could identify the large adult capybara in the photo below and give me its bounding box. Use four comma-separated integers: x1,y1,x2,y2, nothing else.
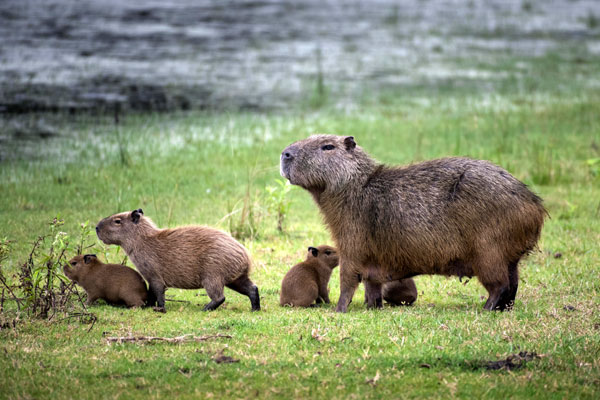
63,254,148,307
280,135,546,312
96,209,260,312
364,279,418,307
280,245,339,307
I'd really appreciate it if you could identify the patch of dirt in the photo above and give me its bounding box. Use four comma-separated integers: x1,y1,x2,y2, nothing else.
213,354,239,364
485,351,540,371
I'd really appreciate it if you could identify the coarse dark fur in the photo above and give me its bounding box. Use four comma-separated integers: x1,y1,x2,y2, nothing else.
280,135,546,312
96,209,260,312
63,254,148,307
280,245,339,307
364,279,418,308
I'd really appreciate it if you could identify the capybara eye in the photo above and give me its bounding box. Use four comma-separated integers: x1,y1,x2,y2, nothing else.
321,144,335,151
325,251,331,255
70,261,76,266
114,219,121,225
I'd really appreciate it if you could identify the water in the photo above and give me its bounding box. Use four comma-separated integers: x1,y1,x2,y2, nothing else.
0,0,598,112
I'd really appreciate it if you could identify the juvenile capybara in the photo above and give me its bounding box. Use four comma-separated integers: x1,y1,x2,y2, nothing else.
63,254,148,307
280,245,339,307
280,135,546,312
96,209,260,312
364,279,418,307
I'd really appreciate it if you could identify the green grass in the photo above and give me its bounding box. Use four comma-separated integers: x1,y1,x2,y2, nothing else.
1,91,599,399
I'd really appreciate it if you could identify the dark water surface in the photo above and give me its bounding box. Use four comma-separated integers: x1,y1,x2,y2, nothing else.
0,0,599,113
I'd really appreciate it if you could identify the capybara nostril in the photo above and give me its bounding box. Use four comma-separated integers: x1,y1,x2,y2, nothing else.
281,145,298,161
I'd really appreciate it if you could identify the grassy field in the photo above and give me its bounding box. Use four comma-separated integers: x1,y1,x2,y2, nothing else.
1,89,599,399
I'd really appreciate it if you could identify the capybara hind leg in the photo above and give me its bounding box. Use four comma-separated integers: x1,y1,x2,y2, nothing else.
336,267,360,313
86,294,99,306
483,259,518,311
384,279,418,306
203,281,226,311
482,282,511,311
226,275,261,311
364,280,383,309
123,293,145,308
502,259,520,310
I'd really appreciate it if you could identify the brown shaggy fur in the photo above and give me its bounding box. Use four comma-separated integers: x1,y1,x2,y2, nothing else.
63,254,148,307
96,209,260,312
364,279,418,307
280,245,339,307
280,135,546,312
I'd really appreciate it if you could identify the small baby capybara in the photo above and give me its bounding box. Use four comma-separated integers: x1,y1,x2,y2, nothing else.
364,279,418,307
96,209,260,312
63,254,148,307
280,245,339,307
281,135,546,312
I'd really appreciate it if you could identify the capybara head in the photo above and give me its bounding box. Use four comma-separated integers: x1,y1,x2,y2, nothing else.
63,254,98,282
307,245,339,269
280,135,375,193
96,208,149,245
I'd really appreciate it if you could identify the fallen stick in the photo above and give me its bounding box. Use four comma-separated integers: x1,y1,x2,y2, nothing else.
165,298,191,303
105,333,232,344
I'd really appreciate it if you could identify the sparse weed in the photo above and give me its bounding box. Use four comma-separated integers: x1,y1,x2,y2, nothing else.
265,178,295,233
0,217,98,323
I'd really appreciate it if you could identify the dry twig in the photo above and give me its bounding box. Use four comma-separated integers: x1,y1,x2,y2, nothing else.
105,333,232,344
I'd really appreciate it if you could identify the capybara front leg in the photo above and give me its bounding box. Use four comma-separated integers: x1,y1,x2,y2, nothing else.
203,281,225,311
145,289,157,307
149,280,166,313
317,279,331,304
336,268,360,313
364,279,383,309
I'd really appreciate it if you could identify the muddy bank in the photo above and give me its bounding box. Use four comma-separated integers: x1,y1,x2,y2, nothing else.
1,0,599,113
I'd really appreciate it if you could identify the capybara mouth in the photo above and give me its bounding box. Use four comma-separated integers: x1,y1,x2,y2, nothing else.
279,158,292,182
280,144,298,183
95,228,108,244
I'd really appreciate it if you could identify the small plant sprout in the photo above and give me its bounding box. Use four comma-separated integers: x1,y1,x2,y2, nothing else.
265,178,295,233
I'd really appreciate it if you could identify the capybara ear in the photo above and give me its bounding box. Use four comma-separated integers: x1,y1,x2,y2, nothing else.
308,246,319,257
344,136,356,150
131,209,143,224
83,254,97,264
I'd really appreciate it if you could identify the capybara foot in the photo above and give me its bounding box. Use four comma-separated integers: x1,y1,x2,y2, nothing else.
203,297,225,311
483,285,511,311
152,306,166,313
249,286,261,311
